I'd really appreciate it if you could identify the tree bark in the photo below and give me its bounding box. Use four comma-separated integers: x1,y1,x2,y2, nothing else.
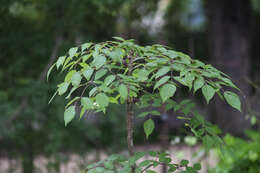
126,51,135,173
207,0,252,135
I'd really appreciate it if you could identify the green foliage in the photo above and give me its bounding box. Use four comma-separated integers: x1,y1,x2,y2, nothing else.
210,130,260,173
48,37,241,130
79,151,202,173
48,37,243,172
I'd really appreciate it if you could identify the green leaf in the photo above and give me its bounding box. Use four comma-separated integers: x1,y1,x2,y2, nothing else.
154,76,170,89
64,106,76,126
71,72,82,86
151,111,160,116
180,160,189,166
92,55,106,69
160,83,176,102
137,69,149,81
81,97,93,109
68,47,78,57
203,135,215,151
81,43,92,51
138,111,149,118
104,75,116,86
48,91,58,104
56,56,66,69
47,63,55,81
193,77,204,93
82,67,94,80
193,163,201,171
65,70,76,82
118,84,128,102
144,119,155,139
95,69,107,80
155,66,170,79
113,36,125,41
224,91,241,111
202,85,215,104
146,170,156,173
96,93,109,108
57,82,69,95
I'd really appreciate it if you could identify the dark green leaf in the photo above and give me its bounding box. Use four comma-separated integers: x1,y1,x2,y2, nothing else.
160,83,176,102
144,119,155,139
202,85,215,104
180,160,189,166
193,163,201,171
193,77,204,93
223,91,241,111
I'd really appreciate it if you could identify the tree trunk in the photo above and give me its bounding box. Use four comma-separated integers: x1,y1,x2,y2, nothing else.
207,0,252,135
126,101,135,173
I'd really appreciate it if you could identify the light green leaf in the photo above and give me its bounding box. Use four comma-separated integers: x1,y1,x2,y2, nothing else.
57,82,69,95
65,70,76,82
137,69,149,81
160,84,176,102
48,91,58,104
56,56,66,69
92,55,106,69
138,112,150,118
64,106,76,126
193,77,204,93
95,69,107,80
104,75,116,86
155,66,170,79
202,85,215,104
96,93,109,108
224,91,241,111
118,84,128,102
71,72,82,86
81,97,93,109
68,47,78,57
154,76,170,89
81,43,92,51
144,119,155,139
47,63,55,81
113,36,125,41
82,67,94,80
89,87,98,97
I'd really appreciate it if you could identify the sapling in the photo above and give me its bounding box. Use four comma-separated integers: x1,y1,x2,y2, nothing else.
48,37,242,173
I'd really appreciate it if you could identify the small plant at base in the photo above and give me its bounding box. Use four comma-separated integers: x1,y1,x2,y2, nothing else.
48,37,242,173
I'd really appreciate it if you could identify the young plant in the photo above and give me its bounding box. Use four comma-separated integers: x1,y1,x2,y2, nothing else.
48,37,242,173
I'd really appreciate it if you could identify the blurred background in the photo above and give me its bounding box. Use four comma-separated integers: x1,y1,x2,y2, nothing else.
0,0,260,172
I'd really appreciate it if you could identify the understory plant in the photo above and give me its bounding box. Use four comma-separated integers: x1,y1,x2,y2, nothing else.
209,130,260,173
48,37,242,173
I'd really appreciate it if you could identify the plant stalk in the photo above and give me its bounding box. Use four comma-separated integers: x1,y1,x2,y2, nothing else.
126,100,135,173
126,50,135,173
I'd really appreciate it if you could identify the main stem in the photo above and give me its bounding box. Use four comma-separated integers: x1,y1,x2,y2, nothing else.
126,99,135,156
127,51,135,173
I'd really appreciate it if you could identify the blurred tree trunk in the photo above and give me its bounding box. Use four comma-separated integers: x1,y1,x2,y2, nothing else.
207,0,252,135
